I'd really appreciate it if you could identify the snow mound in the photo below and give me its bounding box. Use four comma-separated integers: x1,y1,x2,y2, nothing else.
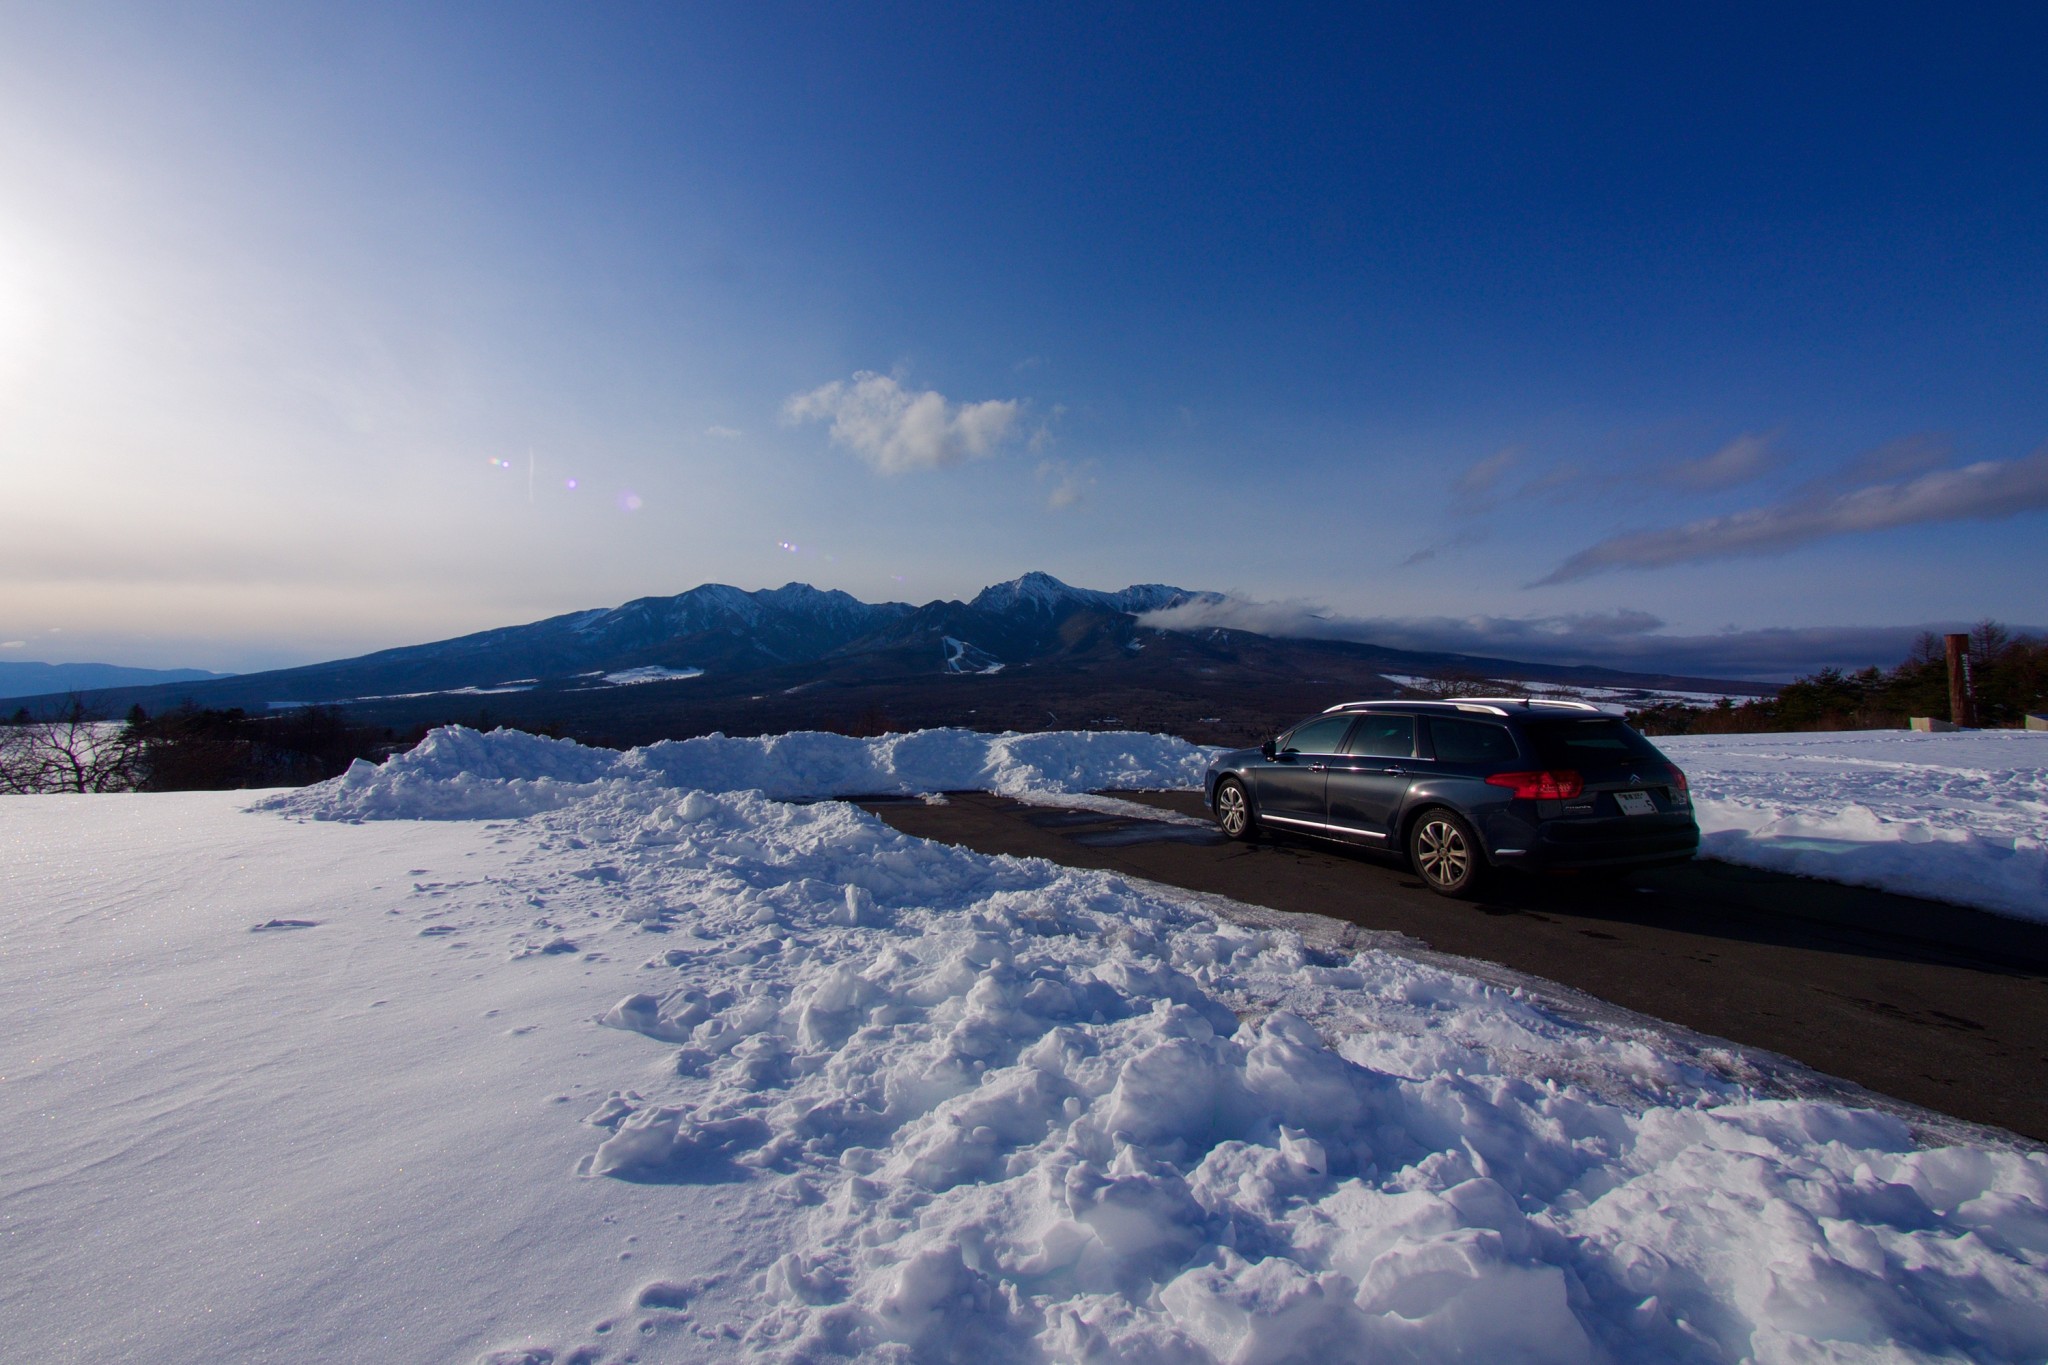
235,724,2048,1359
261,724,1219,821
1666,730,2048,920
475,779,2048,1362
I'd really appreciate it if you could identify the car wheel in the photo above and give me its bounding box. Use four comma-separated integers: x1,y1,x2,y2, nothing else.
1214,778,1258,841
1409,807,1486,898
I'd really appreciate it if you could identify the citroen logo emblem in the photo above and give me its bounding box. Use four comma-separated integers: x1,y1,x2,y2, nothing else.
1629,773,1641,783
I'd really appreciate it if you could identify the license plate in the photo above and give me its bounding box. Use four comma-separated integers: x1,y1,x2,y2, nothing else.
1615,790,1656,816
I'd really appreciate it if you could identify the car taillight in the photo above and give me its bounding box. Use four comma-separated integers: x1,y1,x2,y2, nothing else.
1666,765,1689,794
1485,770,1584,800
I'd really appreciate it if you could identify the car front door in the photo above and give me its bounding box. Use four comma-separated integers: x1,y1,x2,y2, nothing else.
1255,715,1356,834
1325,713,1416,844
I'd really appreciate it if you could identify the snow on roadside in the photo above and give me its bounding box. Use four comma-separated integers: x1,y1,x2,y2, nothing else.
1664,730,2048,921
280,722,2048,922
262,724,1216,824
244,729,2048,1362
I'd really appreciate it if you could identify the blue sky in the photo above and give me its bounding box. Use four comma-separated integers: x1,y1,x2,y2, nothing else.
3,2,2044,678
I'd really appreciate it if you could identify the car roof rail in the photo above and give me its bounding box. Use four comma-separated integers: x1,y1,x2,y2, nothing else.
1323,696,1605,716
1454,696,1605,712
1321,698,1515,716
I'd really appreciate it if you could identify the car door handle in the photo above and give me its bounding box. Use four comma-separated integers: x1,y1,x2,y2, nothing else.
1309,763,1327,772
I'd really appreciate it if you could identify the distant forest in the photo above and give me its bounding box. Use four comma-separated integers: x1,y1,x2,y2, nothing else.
1628,622,2048,735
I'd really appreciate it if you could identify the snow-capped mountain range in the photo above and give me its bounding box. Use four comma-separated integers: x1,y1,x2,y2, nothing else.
58,573,1208,712
34,572,1766,743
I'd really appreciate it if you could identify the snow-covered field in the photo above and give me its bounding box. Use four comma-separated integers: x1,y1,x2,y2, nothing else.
5,726,2048,1363
1663,730,2048,921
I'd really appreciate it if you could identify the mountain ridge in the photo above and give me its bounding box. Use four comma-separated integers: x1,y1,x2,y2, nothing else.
0,661,235,703
12,572,1774,746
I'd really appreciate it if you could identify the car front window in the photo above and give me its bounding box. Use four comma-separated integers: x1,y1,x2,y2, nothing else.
1280,716,1354,755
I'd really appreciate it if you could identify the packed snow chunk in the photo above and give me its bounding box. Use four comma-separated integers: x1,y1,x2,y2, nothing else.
1161,1252,1356,1365
1664,729,2048,920
580,1104,769,1181
597,993,696,1042
868,1242,1028,1358
1351,1230,1593,1363
261,723,1219,821
630,1278,698,1310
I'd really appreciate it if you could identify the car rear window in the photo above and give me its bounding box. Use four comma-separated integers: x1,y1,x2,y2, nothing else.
1522,718,1662,768
1426,718,1518,763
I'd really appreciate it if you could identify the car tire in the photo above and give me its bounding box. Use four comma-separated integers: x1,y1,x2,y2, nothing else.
1213,778,1258,841
1408,807,1486,898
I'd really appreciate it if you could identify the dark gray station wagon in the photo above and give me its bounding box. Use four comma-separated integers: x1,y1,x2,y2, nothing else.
1203,698,1699,897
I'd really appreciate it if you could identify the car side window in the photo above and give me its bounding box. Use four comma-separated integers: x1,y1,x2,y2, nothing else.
1426,717,1518,763
1344,715,1414,759
1280,716,1354,755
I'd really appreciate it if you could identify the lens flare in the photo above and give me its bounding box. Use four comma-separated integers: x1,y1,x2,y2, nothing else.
619,492,643,512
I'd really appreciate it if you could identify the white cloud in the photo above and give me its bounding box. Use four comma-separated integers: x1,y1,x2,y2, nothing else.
1037,458,1094,510
782,371,1021,475
1,640,23,649
1666,432,1774,490
705,425,743,439
1539,445,2048,584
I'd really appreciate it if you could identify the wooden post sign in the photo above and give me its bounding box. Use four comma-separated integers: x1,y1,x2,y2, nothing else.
1944,632,1976,728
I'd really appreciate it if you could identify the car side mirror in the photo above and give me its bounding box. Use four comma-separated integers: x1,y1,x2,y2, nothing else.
1261,739,1277,760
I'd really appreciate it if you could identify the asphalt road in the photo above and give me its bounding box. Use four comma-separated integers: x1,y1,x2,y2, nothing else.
861,789,2048,1143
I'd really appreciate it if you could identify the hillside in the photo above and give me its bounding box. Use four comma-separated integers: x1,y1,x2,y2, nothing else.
19,574,1772,748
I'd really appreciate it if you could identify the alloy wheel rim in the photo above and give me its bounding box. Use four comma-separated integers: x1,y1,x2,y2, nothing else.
1218,786,1246,835
1418,820,1469,884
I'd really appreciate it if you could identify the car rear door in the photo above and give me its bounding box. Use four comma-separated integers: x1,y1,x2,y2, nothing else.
1254,715,1356,834
1324,713,1415,845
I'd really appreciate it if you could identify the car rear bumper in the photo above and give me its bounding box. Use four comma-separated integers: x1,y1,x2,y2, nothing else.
1493,815,1700,872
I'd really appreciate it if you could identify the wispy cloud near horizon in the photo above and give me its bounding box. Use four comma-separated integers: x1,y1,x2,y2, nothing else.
1456,447,1519,497
782,371,1021,475
1537,446,2048,585
1135,592,2038,680
1665,432,1776,491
